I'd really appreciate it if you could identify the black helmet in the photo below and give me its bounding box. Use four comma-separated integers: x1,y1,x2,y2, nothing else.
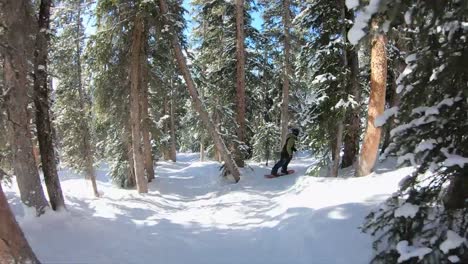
292,128,299,136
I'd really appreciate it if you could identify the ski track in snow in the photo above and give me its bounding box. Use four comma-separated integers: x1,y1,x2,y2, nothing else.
4,153,411,264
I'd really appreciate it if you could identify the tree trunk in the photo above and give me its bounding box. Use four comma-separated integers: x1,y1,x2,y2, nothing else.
169,80,177,162
200,141,205,162
75,2,99,197
124,121,136,188
380,69,400,154
158,0,241,182
357,19,387,177
129,13,148,193
161,96,170,160
234,0,246,168
341,47,361,168
0,180,41,264
330,123,344,177
140,57,155,182
381,51,403,154
280,0,292,146
33,0,65,210
443,170,468,210
3,0,49,215
330,1,348,177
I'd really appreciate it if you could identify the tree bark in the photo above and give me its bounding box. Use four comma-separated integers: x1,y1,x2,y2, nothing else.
341,47,361,168
129,13,148,193
200,140,205,162
75,3,99,197
0,181,41,264
280,0,292,146
2,0,49,215
158,0,241,182
357,19,387,176
140,56,155,182
33,0,66,210
161,95,170,160
124,121,136,188
234,0,246,167
169,80,177,162
443,170,468,210
330,1,348,177
380,68,400,154
330,123,344,177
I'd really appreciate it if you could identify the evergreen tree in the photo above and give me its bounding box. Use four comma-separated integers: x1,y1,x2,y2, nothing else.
33,0,66,210
1,0,49,215
52,0,99,197
295,0,354,176
358,0,468,262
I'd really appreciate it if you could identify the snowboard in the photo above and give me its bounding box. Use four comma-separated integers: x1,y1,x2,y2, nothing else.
264,169,295,179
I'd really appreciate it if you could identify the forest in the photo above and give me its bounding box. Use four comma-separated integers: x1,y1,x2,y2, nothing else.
0,0,467,263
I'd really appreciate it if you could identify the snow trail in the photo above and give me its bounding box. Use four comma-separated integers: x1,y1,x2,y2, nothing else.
4,153,410,264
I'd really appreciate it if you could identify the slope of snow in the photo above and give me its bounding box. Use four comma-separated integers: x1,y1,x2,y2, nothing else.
4,153,412,264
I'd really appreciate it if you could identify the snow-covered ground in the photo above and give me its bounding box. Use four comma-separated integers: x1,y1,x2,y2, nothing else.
4,153,412,264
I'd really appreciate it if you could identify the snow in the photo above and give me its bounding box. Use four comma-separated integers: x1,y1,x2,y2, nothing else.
394,203,419,218
440,230,466,254
374,106,398,127
311,73,337,84
404,10,412,25
345,0,359,10
449,255,460,263
347,0,382,45
415,139,436,153
441,148,468,168
396,240,432,263
4,153,413,264
462,22,468,30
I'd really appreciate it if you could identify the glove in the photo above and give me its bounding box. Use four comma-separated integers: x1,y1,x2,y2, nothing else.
292,147,297,152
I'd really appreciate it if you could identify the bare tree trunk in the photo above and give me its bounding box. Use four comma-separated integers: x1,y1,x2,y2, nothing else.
129,13,148,193
33,0,65,210
280,0,292,146
140,57,155,182
234,0,246,168
0,179,41,264
158,0,241,182
169,80,177,162
2,0,49,215
75,3,99,197
357,19,387,177
342,47,361,168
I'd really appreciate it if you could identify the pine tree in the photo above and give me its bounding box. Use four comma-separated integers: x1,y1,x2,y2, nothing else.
52,0,99,197
295,0,354,176
0,170,40,263
1,0,49,215
234,0,246,167
158,0,241,182
33,0,66,210
129,11,148,193
357,16,388,177
358,1,468,262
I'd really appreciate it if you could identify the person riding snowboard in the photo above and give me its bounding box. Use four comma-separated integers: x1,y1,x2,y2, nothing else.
271,128,299,176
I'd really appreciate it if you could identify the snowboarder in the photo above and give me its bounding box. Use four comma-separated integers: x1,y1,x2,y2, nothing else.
271,128,299,176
